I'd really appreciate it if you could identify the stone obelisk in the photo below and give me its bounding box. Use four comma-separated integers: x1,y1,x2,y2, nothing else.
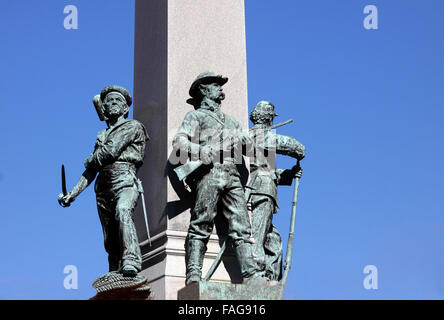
133,0,249,300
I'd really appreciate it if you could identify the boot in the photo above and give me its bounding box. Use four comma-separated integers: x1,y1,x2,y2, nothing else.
234,242,267,284
122,264,138,277
185,239,207,285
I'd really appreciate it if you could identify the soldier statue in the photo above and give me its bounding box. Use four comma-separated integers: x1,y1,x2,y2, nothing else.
173,71,263,285
58,85,149,278
247,100,305,281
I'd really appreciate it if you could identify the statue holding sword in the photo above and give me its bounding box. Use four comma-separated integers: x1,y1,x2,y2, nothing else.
57,85,150,279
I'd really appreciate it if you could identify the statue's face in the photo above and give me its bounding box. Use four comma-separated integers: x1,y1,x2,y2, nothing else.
103,93,127,119
201,83,225,102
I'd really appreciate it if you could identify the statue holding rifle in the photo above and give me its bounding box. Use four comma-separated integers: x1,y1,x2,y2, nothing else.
57,86,150,290
173,71,264,285
247,100,305,282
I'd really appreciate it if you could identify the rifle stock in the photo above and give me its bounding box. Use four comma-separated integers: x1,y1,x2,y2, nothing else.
174,160,203,181
174,120,293,181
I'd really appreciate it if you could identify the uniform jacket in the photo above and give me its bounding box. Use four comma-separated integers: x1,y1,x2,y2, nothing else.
248,125,305,211
173,104,252,160
86,119,149,171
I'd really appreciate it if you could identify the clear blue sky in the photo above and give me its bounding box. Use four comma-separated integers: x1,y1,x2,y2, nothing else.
0,0,443,299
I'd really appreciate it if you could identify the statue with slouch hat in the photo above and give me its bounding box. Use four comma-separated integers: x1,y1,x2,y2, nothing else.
173,71,265,286
58,85,151,298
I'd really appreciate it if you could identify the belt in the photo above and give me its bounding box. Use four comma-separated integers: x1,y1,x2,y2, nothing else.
102,161,136,172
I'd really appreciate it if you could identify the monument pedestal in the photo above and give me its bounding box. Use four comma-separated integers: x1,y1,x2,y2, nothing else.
137,230,243,300
89,271,153,300
133,0,250,299
177,282,284,300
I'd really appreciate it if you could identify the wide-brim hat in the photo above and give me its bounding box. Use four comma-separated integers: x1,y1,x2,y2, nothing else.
100,85,132,107
189,71,228,98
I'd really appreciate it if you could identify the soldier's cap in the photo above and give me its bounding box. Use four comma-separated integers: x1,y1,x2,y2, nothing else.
189,71,228,98
100,85,132,107
253,100,279,117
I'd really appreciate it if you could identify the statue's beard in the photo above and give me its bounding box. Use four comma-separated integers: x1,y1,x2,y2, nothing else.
105,105,124,118
214,92,225,103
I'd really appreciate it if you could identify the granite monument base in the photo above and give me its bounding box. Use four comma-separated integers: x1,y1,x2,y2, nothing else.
177,281,284,300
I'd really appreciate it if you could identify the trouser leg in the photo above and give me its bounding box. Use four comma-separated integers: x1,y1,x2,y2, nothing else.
97,196,120,272
115,187,142,271
222,177,262,281
264,225,283,281
250,196,274,271
186,170,222,283
221,183,252,246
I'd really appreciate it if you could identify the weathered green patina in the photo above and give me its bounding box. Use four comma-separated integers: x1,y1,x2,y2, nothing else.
247,100,305,281
58,85,149,279
173,71,264,285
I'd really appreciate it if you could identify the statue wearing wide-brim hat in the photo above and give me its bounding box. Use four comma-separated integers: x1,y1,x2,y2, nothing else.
173,70,266,286
188,71,228,98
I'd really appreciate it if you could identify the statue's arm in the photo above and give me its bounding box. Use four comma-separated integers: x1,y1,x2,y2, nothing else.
275,133,306,160
70,167,98,198
86,123,140,169
58,167,97,207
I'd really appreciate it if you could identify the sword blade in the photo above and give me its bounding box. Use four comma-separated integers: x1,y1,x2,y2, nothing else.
140,192,151,246
61,164,67,196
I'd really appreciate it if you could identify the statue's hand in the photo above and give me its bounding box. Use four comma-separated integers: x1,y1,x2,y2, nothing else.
58,192,75,208
291,165,303,179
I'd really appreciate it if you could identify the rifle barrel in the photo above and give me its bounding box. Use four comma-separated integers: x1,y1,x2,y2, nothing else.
271,119,293,129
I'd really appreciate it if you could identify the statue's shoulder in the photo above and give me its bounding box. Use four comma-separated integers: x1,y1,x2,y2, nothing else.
186,109,204,118
96,129,108,142
180,109,203,123
125,119,149,140
125,119,146,130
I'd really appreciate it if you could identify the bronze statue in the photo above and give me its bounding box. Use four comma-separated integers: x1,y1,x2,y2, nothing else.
247,100,305,281
58,85,149,278
173,71,263,285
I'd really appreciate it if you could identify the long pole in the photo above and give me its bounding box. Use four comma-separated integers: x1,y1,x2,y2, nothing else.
282,160,301,286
